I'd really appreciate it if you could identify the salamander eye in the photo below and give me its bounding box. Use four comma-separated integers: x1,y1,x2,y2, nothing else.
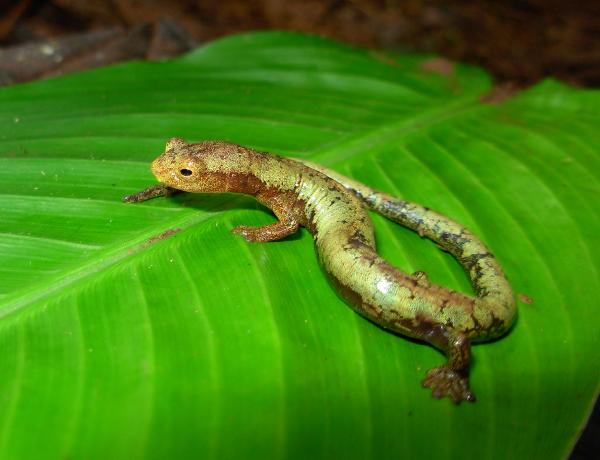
180,168,193,176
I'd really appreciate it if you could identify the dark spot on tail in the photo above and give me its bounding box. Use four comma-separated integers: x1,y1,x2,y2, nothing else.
347,229,368,247
461,252,492,271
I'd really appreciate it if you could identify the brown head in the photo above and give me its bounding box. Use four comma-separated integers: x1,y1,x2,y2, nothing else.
151,138,260,193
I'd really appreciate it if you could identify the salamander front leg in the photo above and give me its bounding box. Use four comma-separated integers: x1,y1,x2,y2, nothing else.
232,218,300,242
123,184,180,203
422,332,476,403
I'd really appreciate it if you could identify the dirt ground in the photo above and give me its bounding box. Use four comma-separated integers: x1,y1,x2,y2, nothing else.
1,0,599,87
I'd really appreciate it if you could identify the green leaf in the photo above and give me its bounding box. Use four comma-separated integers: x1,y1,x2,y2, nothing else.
0,31,598,459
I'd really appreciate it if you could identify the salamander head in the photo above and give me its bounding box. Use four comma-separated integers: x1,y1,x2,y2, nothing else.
151,138,255,192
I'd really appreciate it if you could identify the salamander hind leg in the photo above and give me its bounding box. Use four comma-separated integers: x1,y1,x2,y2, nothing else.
421,329,476,404
232,219,299,242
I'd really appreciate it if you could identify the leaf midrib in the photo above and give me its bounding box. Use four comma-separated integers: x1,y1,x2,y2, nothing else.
309,97,485,165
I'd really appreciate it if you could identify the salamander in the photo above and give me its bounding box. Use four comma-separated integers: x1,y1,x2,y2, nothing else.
124,138,517,403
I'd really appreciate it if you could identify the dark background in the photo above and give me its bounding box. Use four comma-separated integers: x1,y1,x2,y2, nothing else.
0,1,598,458
1,0,599,87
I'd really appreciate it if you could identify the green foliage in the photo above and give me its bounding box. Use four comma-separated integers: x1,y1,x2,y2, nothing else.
0,32,598,459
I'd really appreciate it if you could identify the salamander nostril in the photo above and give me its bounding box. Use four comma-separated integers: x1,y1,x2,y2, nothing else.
180,168,192,176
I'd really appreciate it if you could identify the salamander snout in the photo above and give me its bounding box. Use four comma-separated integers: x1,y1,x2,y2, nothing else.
151,153,198,191
149,139,216,193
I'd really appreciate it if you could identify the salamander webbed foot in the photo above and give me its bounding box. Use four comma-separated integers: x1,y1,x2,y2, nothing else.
422,365,476,403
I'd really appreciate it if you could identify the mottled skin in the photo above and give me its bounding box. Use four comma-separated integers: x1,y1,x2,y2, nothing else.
124,138,517,403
